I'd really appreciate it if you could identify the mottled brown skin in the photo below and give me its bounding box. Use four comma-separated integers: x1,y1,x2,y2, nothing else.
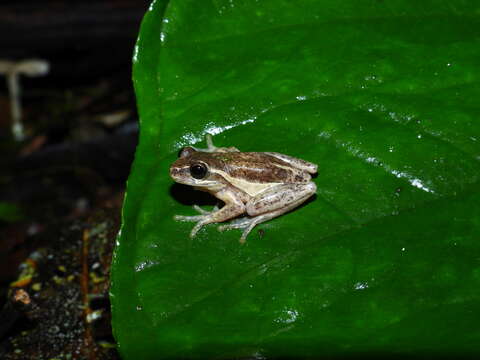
170,151,312,189
169,135,317,242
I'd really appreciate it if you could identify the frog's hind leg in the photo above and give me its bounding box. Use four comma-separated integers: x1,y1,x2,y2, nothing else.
264,152,317,174
219,182,316,243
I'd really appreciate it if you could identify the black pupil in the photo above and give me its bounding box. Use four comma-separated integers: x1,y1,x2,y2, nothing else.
190,163,207,179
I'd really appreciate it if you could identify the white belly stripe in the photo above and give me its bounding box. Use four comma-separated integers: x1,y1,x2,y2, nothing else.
211,169,281,196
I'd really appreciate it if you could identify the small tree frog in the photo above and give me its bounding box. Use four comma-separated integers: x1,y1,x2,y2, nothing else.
169,134,317,243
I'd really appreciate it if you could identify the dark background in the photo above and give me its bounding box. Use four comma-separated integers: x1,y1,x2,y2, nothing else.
0,1,146,86
0,1,151,358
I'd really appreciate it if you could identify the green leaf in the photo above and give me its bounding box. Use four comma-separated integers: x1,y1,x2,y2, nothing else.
111,0,480,358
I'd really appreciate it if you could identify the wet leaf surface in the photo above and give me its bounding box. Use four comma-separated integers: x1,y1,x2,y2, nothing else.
111,1,480,358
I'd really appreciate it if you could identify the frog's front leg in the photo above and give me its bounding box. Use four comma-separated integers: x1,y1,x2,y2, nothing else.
174,191,245,238
219,182,316,243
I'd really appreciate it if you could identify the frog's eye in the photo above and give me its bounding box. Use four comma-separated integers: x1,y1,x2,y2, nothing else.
190,163,208,179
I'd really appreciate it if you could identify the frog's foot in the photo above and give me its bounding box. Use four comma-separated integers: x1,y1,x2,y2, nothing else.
194,134,240,153
205,134,218,152
174,213,210,238
217,217,260,244
219,197,311,243
174,205,220,237
217,217,251,230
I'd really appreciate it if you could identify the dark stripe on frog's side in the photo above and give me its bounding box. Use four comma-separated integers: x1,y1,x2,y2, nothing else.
214,152,311,184
178,151,310,184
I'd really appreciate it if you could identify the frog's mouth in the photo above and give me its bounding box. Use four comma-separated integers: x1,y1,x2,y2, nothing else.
171,174,218,188
190,179,219,188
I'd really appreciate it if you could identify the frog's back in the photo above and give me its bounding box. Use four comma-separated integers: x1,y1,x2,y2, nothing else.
218,152,312,184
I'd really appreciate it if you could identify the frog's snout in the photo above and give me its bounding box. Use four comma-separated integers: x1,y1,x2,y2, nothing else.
169,165,180,180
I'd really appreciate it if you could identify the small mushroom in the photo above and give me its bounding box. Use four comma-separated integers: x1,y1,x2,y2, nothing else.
0,59,50,141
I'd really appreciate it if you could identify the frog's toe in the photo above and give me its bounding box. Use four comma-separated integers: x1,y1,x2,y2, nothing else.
192,204,220,215
217,223,245,231
190,222,205,238
217,217,251,231
220,217,263,243
192,205,209,215
240,226,255,243
174,214,206,222
218,220,255,243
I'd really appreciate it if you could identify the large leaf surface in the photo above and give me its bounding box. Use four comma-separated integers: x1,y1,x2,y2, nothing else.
111,0,480,358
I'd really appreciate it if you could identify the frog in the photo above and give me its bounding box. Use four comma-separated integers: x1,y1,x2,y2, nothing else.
169,134,317,243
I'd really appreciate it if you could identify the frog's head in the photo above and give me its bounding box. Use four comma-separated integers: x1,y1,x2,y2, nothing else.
169,147,221,188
